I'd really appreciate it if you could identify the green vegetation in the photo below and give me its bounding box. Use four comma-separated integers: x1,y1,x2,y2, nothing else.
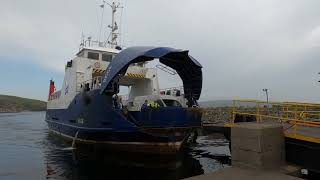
0,95,46,113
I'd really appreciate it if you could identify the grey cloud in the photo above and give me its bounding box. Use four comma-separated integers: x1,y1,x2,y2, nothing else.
1,0,320,101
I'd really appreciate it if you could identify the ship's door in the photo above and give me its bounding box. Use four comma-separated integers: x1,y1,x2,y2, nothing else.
76,72,85,92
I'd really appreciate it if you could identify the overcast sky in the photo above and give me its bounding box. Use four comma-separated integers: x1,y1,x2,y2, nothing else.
1,0,320,102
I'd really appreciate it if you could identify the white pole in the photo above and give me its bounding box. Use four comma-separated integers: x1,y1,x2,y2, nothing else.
98,1,106,42
111,2,115,47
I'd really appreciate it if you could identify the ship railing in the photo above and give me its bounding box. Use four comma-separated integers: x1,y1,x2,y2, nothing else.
81,40,108,48
76,76,184,99
159,86,184,97
76,76,103,92
76,68,148,93
227,99,320,143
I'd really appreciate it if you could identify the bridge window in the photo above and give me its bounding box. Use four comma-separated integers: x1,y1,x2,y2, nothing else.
102,53,113,62
87,52,99,60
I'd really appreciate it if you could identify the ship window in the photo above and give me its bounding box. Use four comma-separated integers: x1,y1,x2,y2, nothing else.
87,52,99,60
162,99,182,107
102,53,113,62
155,100,164,107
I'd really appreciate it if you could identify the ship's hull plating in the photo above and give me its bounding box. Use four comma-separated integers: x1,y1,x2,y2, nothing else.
46,90,202,154
46,122,193,154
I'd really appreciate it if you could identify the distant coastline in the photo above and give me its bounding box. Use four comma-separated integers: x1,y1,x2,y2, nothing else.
0,95,46,113
199,100,233,108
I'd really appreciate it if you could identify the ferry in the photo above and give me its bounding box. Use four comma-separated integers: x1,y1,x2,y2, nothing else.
45,2,203,154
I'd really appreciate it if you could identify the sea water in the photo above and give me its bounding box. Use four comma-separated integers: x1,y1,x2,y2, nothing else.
0,112,230,180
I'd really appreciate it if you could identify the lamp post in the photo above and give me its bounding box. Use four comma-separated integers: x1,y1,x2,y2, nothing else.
262,89,269,103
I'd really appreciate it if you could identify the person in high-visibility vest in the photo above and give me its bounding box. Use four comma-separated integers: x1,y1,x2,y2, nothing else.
148,100,160,109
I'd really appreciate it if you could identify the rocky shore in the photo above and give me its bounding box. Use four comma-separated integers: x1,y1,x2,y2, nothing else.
0,107,24,113
202,107,232,124
0,107,38,113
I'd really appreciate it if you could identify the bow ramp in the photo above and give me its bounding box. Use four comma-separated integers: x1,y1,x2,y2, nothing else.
100,46,203,101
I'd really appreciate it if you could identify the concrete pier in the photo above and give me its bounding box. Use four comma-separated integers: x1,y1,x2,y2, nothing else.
185,166,301,180
186,123,302,180
231,123,285,169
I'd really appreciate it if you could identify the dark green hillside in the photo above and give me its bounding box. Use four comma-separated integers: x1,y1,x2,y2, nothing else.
0,95,46,113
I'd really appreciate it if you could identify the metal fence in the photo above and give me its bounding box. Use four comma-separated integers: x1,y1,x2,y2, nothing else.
227,99,320,143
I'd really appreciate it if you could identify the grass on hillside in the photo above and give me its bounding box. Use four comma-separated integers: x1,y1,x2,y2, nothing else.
0,95,47,112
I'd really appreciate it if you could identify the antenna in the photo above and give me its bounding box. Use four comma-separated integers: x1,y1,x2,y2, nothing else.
98,1,106,42
79,31,85,51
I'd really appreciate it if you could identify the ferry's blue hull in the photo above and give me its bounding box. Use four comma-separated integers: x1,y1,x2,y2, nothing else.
45,90,202,154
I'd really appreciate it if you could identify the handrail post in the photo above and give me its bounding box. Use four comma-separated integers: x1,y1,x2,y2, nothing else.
286,105,289,119
232,100,236,124
256,102,260,123
294,104,298,120
304,105,307,113
281,104,285,123
294,121,297,138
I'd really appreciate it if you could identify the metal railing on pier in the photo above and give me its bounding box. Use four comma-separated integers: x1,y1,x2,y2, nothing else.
227,99,320,143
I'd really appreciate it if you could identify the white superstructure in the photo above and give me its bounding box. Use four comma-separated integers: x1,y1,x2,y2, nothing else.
47,41,163,107
47,1,186,110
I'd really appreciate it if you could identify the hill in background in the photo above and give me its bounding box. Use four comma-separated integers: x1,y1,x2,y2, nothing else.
0,95,46,113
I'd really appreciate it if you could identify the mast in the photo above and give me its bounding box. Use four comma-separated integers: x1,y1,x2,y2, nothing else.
106,1,122,48
80,1,122,49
